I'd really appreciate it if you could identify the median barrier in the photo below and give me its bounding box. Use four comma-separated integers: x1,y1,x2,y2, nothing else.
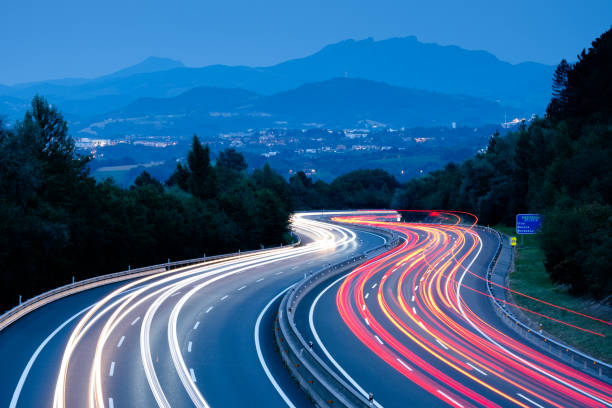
275,223,403,408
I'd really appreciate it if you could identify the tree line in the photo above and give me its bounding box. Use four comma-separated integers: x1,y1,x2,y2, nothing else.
0,99,292,312
392,27,612,299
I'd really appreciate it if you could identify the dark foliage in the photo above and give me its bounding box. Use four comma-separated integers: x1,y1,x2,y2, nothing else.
392,27,612,299
289,169,398,210
0,99,292,312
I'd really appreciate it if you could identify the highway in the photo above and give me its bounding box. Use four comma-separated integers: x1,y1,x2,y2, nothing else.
1,210,610,408
299,212,612,408
0,213,389,408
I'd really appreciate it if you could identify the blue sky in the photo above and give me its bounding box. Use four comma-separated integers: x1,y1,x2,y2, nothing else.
2,0,611,84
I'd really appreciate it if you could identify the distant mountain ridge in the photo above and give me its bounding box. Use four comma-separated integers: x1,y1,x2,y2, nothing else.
0,36,553,123
80,77,519,138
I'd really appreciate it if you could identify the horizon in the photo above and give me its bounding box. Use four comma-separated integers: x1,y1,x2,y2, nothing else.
3,35,560,87
2,0,611,85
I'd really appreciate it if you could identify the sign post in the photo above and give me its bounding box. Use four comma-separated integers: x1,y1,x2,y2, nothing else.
515,214,542,247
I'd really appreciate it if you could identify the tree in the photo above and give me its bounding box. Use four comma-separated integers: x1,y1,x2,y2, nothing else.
187,135,216,199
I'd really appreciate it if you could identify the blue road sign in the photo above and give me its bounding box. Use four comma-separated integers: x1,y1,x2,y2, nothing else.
516,214,543,234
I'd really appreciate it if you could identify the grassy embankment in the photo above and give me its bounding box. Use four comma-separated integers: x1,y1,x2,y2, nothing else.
496,227,611,364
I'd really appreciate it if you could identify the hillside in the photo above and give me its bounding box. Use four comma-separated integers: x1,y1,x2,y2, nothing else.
0,37,552,121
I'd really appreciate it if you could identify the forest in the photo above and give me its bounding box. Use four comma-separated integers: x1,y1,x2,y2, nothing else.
393,28,612,299
0,101,293,312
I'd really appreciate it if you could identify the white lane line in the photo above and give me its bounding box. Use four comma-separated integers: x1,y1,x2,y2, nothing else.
365,292,370,299
411,295,415,302
205,306,213,313
256,278,265,282
456,233,612,406
109,361,115,377
171,291,182,297
189,368,197,383
255,286,297,408
371,283,378,289
412,307,417,314
420,277,424,282
291,266,298,270
310,272,384,408
275,271,283,275
131,316,141,326
365,318,370,326
396,358,413,371
108,397,114,408
437,390,464,408
467,362,487,376
517,393,545,408
188,341,192,353
374,335,384,345
221,295,229,300
436,339,449,350
414,285,418,291
362,304,366,311
193,321,200,330
117,336,125,348
238,285,247,291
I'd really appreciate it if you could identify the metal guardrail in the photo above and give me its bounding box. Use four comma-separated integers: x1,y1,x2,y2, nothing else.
479,226,612,380
275,225,403,408
0,239,301,332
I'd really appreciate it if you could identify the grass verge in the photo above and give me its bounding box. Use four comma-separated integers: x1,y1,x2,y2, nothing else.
496,226,611,364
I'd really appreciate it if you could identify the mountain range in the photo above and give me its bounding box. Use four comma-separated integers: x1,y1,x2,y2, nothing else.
0,36,553,128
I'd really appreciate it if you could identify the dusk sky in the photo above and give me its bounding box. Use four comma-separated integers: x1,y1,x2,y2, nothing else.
2,0,611,85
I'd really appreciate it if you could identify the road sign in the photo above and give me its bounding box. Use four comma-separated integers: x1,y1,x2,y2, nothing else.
510,237,517,246
516,214,543,234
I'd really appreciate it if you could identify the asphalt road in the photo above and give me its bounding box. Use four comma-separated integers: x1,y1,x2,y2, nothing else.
0,212,389,408
301,214,612,408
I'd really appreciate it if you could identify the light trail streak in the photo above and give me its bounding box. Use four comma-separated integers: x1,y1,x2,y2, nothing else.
331,211,612,408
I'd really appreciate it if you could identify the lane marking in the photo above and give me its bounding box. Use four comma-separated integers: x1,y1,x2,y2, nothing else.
171,291,181,297
291,266,298,270
109,361,115,377
396,358,413,372
310,272,384,408
117,336,125,348
517,393,545,408
220,295,229,300
108,397,114,408
255,286,297,408
414,285,418,291
365,318,370,326
436,339,449,350
275,271,283,275
193,321,200,330
189,368,196,383
238,285,247,291
374,335,384,345
188,341,192,353
365,292,370,299
362,304,366,311
131,316,141,326
467,363,487,376
256,278,265,282
371,283,378,289
411,296,415,302
205,306,213,313
412,307,417,315
437,390,464,408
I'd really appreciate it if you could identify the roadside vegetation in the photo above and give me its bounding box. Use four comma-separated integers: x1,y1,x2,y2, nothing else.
393,27,612,302
496,227,612,363
0,100,292,313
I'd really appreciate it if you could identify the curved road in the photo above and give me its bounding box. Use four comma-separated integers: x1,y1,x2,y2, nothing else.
0,213,389,408
301,213,612,408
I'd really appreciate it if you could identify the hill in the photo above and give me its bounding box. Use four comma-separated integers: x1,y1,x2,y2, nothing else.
0,37,552,120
